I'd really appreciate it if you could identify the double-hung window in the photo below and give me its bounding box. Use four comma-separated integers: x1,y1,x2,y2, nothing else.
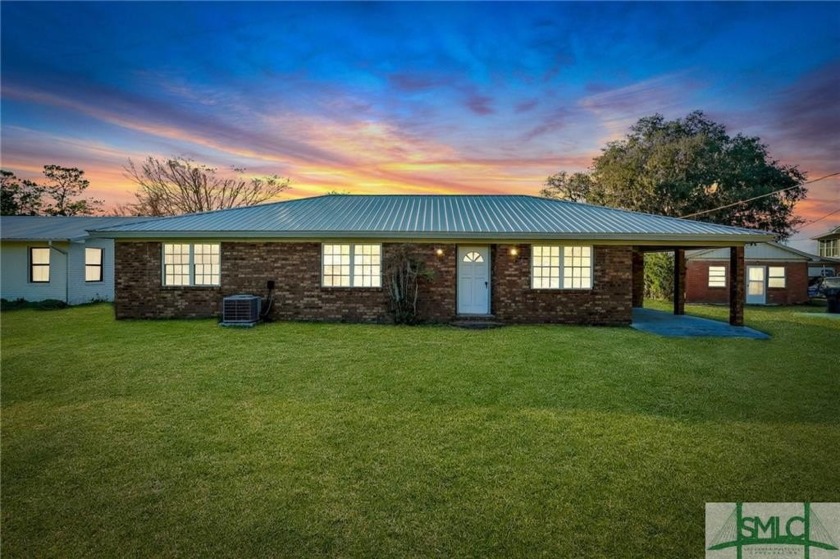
322,244,381,287
708,266,726,287
30,247,50,283
819,239,838,258
85,248,104,282
768,266,786,288
531,245,593,289
162,243,220,286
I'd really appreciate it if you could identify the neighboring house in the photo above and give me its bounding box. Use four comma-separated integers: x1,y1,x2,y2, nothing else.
90,195,773,326
814,226,840,259
686,242,821,305
0,216,147,305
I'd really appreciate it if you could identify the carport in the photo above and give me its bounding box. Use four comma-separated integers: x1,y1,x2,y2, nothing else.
632,246,747,326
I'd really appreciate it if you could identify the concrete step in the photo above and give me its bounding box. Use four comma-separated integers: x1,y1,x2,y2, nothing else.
451,316,505,329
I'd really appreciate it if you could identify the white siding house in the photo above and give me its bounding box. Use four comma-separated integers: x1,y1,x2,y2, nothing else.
0,216,146,305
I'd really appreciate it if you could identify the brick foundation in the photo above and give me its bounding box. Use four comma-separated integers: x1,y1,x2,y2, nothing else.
115,241,633,325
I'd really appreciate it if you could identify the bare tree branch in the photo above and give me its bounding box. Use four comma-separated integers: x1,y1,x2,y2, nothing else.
123,156,291,216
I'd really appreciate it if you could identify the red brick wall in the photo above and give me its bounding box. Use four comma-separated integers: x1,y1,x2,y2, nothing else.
491,245,632,325
686,261,729,304
686,260,809,305
115,242,456,322
115,241,632,324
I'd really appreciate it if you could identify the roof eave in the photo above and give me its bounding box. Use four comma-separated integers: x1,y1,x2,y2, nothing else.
89,229,774,245
1,237,74,242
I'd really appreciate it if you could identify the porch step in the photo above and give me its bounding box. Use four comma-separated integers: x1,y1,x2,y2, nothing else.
451,315,505,329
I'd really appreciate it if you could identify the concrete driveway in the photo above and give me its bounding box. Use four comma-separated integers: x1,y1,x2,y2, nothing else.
631,308,770,339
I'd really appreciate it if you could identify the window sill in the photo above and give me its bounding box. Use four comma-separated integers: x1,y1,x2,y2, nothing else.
530,288,594,292
160,285,221,289
321,286,383,291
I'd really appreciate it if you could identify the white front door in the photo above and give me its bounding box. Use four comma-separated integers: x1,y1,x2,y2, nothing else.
746,266,767,305
458,246,490,315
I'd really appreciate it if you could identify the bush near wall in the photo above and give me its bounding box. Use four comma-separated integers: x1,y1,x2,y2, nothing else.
644,253,674,300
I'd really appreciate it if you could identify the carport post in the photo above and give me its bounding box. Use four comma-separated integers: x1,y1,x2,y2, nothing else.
631,249,645,308
673,249,686,315
729,246,745,326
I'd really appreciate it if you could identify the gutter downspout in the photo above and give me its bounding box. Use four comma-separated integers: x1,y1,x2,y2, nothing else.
48,240,69,305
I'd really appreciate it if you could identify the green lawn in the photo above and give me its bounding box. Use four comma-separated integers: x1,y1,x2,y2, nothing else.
2,304,838,558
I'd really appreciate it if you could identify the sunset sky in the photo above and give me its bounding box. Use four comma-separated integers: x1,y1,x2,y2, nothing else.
1,2,838,246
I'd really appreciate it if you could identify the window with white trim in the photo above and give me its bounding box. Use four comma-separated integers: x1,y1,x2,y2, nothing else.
322,243,381,287
162,243,220,286
819,239,838,258
30,247,50,283
531,245,592,289
708,266,726,287
85,248,103,282
768,266,786,288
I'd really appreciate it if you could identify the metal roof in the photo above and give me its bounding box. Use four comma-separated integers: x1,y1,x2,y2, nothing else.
89,195,774,243
687,242,818,261
812,225,840,241
1,216,150,242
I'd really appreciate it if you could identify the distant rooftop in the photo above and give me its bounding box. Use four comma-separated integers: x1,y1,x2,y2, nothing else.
812,225,840,241
90,195,774,243
1,216,149,242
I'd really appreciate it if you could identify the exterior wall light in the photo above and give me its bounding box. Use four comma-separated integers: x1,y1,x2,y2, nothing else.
435,247,444,257
509,247,519,256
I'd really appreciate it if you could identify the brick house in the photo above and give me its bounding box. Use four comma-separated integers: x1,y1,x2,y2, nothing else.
685,242,818,305
91,195,773,326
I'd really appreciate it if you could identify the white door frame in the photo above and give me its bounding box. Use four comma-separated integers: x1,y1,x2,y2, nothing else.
457,246,490,315
746,265,767,305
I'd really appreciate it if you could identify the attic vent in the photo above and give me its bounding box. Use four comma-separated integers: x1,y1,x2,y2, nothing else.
221,294,261,327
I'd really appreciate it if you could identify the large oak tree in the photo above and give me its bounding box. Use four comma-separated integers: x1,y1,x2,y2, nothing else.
541,111,806,239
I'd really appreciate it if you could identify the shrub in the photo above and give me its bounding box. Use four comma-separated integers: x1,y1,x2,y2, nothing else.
383,245,434,324
644,253,674,300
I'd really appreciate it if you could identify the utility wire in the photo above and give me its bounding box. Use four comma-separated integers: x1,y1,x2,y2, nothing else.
804,207,840,226
681,172,840,219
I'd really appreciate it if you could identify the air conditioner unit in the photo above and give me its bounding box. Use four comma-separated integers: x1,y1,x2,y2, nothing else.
221,294,262,326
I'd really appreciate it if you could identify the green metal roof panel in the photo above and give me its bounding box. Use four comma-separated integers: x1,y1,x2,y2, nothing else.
1,216,149,241
90,195,774,241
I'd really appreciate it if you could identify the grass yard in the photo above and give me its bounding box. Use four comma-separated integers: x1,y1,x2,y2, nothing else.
2,304,839,558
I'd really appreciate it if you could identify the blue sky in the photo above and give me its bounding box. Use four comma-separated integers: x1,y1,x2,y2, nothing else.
1,1,838,241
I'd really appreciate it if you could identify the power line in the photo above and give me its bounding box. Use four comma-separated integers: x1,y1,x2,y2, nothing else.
805,207,840,226
681,172,840,219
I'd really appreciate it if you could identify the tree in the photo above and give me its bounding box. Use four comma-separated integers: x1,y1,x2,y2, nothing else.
540,171,594,202
1,170,43,216
1,166,102,216
123,156,291,216
541,111,807,239
41,165,103,216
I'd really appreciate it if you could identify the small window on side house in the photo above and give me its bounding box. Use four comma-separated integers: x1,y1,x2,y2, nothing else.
30,247,50,283
85,248,103,282
708,266,726,288
768,266,786,288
